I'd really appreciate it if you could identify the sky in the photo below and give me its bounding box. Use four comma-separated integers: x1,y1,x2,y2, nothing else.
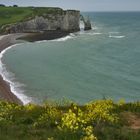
1,0,140,11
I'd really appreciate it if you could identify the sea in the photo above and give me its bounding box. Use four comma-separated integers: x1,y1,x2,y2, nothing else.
1,12,140,104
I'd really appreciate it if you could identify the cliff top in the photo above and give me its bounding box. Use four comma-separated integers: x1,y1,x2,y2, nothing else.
0,6,79,32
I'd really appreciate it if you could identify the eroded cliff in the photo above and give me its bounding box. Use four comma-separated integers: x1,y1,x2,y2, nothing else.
5,10,80,33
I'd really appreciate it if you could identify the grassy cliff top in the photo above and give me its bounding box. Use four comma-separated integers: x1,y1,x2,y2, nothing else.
0,6,64,29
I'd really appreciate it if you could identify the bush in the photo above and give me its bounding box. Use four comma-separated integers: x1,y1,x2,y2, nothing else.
13,5,18,7
0,4,5,7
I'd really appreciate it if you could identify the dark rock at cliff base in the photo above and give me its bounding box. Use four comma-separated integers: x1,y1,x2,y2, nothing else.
19,31,70,42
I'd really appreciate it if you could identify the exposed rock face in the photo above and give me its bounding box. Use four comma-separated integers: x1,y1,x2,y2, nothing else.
80,15,92,31
6,10,80,33
84,19,92,30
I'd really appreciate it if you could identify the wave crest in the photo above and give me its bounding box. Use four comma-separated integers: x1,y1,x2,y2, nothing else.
109,32,125,39
109,35,125,39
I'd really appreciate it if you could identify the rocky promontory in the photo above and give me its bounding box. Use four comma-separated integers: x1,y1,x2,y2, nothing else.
0,7,92,36
4,10,80,34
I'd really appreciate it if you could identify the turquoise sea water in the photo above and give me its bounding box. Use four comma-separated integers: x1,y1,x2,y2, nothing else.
1,12,140,104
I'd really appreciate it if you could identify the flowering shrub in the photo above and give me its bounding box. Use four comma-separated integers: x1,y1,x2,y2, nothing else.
85,99,119,124
81,126,97,140
0,101,23,122
58,103,98,139
33,105,60,128
25,104,37,111
47,137,54,140
59,105,86,131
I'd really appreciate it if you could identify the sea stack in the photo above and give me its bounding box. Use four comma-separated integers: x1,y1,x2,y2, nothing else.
84,18,92,30
80,15,92,31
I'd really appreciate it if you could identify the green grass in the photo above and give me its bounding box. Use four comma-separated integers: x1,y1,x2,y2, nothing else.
0,7,32,27
0,6,64,32
0,99,140,140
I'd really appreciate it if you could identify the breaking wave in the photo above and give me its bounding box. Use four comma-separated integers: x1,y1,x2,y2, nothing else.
109,35,125,39
53,35,74,41
109,32,125,39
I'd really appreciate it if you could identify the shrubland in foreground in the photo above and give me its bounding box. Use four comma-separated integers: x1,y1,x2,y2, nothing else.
0,99,140,140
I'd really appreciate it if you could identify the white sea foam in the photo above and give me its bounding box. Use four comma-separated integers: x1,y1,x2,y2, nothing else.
79,31,102,36
80,21,84,31
109,32,120,34
51,35,74,42
35,34,75,44
69,33,76,37
88,32,102,35
36,40,48,43
109,32,125,39
0,41,32,105
91,26,98,30
109,35,125,39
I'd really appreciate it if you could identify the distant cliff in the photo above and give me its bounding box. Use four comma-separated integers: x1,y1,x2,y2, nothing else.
4,10,80,33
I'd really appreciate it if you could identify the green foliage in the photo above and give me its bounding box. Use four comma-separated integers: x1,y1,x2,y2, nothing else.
0,7,33,28
85,99,119,124
119,102,140,113
0,101,24,123
0,6,65,32
33,7,64,16
59,104,86,132
0,99,139,140
33,105,61,128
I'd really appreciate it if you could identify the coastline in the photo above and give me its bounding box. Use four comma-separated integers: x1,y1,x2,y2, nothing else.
0,33,29,105
0,31,70,105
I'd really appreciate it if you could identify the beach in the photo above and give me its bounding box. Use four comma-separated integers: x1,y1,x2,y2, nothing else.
0,31,70,105
0,33,28,105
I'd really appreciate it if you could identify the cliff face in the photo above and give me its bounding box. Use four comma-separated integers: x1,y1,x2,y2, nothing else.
6,10,80,33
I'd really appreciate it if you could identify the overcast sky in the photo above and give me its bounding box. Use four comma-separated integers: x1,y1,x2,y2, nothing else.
1,0,140,11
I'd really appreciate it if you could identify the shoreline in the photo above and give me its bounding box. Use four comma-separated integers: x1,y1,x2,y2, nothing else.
0,31,70,105
0,34,27,105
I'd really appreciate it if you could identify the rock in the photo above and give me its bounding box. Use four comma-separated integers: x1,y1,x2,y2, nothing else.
84,19,92,30
80,15,92,31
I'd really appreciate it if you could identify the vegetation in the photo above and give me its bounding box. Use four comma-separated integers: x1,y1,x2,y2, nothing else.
0,4,5,7
0,99,140,140
0,6,64,32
